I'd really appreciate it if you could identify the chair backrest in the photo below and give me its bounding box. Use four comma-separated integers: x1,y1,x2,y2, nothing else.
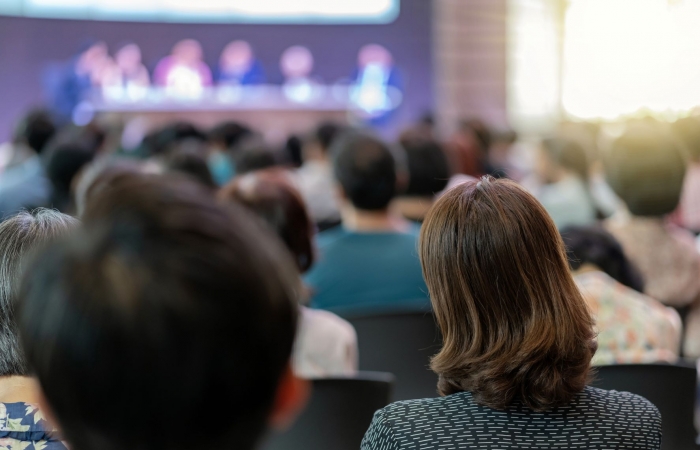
262,371,394,450
590,363,699,450
348,311,442,401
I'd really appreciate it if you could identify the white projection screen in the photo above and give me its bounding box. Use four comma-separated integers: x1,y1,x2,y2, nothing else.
0,0,400,24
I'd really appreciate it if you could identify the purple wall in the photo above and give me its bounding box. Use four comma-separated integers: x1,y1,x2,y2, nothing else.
0,0,432,141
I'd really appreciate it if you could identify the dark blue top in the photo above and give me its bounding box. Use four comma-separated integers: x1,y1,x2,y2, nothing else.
0,402,67,449
305,225,429,317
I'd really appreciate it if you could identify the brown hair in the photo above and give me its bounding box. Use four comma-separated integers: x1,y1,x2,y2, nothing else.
219,169,315,273
420,177,596,411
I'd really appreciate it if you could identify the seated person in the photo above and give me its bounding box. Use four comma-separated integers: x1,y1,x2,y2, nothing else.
0,110,55,220
561,225,682,364
305,133,429,316
393,136,451,222
154,39,212,98
603,125,700,357
293,122,344,229
18,174,309,450
533,137,598,229
362,177,661,450
0,209,77,449
220,168,358,378
217,40,265,86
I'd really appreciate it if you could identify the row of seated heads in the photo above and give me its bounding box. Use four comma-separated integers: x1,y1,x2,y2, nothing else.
2,111,694,448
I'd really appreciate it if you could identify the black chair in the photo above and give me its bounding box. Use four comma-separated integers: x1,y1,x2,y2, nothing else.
262,371,394,450
590,363,699,450
348,311,441,401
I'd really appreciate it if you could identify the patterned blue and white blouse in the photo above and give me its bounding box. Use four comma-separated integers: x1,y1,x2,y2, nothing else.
0,403,66,450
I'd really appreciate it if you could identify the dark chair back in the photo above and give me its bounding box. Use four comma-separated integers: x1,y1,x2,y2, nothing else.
262,371,394,450
590,363,699,450
348,311,441,401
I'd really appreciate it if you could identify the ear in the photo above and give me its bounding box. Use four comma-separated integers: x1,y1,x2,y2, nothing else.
268,363,311,431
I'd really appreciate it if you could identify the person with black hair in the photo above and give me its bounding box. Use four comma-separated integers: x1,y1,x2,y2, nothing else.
561,225,681,364
0,110,56,220
154,140,217,190
603,124,700,358
43,126,103,214
294,122,344,229
0,209,75,449
394,137,451,222
533,136,598,229
305,133,429,316
207,121,252,186
18,174,309,450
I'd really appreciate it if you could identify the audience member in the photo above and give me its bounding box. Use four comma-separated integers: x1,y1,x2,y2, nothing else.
533,137,597,229
153,39,212,97
305,133,429,316
393,137,450,222
207,121,251,185
217,40,266,86
73,157,144,217
43,125,103,213
671,116,700,233
18,175,309,450
294,122,344,229
604,125,700,357
362,178,662,449
562,225,682,364
157,140,217,190
0,209,77,449
220,168,358,378
234,140,278,175
0,110,56,220
445,119,491,178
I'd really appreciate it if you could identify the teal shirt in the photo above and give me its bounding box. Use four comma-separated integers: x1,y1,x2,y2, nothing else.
306,225,430,317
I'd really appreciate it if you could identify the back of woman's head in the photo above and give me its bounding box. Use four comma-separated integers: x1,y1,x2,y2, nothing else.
420,177,596,411
0,209,77,376
219,169,314,273
561,225,645,293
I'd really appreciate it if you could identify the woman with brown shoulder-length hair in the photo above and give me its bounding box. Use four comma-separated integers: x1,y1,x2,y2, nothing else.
362,177,662,450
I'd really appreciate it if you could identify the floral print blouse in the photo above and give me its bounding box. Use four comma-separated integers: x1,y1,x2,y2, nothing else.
0,403,66,450
575,271,682,365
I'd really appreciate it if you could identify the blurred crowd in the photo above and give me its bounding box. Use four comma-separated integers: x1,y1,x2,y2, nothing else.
0,106,699,447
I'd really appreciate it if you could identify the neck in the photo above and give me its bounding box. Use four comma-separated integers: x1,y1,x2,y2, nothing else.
0,376,40,404
573,263,601,276
341,205,410,232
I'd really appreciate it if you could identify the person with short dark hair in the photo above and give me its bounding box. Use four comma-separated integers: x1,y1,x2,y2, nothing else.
294,122,344,228
41,124,105,213
305,133,429,316
603,125,700,357
206,121,252,186
0,110,57,220
234,140,278,176
156,140,217,190
561,225,682,364
0,208,76,449
394,137,451,221
18,175,309,450
362,177,662,450
220,168,358,378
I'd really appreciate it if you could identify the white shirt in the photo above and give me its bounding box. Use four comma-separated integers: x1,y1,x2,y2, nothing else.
294,161,341,224
293,307,358,379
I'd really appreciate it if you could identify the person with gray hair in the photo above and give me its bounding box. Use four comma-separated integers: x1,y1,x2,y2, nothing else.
0,208,75,449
